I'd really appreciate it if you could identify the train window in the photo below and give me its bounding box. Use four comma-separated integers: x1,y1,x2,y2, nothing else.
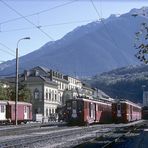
24,106,27,113
89,103,91,117
96,104,98,111
98,104,101,111
78,101,83,111
67,102,71,110
72,101,77,109
117,104,121,110
1,105,4,113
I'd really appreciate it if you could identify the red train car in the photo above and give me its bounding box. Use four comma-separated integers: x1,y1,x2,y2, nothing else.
0,100,32,124
112,99,142,123
65,98,112,125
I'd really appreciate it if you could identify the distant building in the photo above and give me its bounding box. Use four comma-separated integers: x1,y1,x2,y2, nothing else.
63,75,82,97
143,91,148,106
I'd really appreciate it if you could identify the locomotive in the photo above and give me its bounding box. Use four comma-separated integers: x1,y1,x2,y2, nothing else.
65,97,112,125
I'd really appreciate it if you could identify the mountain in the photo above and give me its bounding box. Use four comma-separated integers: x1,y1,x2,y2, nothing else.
86,64,148,103
0,7,148,77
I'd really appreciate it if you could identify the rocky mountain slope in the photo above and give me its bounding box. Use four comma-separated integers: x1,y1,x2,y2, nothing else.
0,7,148,77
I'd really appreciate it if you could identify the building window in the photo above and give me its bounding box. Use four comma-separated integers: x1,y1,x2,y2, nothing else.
34,89,40,99
52,90,54,101
46,108,48,116
49,92,51,101
46,91,48,100
52,109,54,113
38,107,41,113
60,96,62,102
49,109,51,115
55,94,57,101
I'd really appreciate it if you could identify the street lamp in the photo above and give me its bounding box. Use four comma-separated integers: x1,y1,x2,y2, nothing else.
15,37,30,125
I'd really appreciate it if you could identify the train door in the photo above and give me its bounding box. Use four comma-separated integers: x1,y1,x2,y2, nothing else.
0,104,6,120
6,104,12,120
117,103,121,117
130,105,132,121
72,100,77,118
95,104,97,121
24,106,27,119
27,106,30,119
93,103,95,120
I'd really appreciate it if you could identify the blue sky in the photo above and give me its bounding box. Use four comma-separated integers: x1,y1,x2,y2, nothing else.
0,0,148,62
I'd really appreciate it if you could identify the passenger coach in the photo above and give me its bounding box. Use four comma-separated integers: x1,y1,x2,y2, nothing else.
0,100,32,124
112,99,142,123
65,98,112,125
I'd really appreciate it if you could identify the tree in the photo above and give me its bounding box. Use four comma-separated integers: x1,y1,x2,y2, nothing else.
133,9,148,64
18,84,32,102
0,83,31,102
0,83,8,100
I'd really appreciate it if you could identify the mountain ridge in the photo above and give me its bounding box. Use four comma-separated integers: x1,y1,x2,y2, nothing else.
86,64,148,103
0,7,147,77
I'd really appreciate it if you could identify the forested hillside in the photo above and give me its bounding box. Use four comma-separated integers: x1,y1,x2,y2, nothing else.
87,65,148,103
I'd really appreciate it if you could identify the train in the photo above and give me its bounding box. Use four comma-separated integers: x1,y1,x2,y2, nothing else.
57,98,142,125
64,97,112,125
112,99,142,123
0,100,32,124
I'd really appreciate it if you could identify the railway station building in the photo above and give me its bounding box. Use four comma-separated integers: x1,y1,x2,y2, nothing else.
1,66,95,121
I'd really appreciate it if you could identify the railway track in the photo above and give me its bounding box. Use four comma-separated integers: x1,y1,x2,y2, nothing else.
0,124,115,148
0,122,66,137
0,120,145,148
73,120,146,148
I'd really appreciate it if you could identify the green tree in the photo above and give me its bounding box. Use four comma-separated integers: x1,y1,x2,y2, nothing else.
0,83,31,102
18,84,32,102
134,23,148,64
0,84,8,100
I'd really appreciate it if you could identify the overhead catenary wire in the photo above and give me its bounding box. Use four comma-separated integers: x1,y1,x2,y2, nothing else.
90,0,122,51
0,48,15,57
0,0,78,25
0,19,97,33
0,0,54,40
0,42,14,54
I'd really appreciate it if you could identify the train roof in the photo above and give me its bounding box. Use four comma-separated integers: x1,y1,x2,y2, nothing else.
0,100,32,105
67,97,112,106
113,99,141,109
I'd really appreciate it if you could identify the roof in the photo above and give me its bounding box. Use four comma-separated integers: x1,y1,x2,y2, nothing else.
24,76,58,86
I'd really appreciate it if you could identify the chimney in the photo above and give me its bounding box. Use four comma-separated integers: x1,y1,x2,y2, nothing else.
24,70,30,81
34,70,39,76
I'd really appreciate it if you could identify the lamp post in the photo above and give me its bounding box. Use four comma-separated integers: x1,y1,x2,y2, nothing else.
15,37,30,125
